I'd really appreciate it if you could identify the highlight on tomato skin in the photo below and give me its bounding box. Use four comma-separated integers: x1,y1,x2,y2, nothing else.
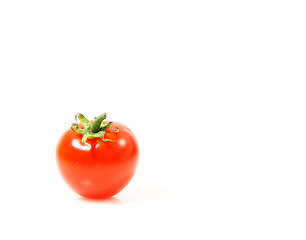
56,113,139,199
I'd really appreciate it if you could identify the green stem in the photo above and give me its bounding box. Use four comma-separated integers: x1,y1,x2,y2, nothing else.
71,113,118,144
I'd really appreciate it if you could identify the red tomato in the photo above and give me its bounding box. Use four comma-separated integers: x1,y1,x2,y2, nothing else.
56,114,139,199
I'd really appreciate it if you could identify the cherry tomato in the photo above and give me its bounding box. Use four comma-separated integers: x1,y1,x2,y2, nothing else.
56,113,139,199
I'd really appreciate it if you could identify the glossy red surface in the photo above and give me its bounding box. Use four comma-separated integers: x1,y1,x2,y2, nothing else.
56,122,139,199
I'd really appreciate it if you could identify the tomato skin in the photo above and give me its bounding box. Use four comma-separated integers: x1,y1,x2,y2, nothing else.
56,122,139,199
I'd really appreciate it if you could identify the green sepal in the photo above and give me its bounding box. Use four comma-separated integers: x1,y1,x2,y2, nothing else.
100,131,112,142
100,121,119,132
91,113,107,133
76,113,92,130
71,113,119,144
71,123,86,135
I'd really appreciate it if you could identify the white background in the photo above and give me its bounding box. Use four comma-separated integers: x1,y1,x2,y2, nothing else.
0,0,306,239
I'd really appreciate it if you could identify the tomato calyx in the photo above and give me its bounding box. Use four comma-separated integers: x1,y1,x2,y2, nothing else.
71,113,119,144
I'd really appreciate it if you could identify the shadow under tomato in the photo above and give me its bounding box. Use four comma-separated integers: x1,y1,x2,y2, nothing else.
77,196,124,204
76,186,169,204
117,186,169,203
